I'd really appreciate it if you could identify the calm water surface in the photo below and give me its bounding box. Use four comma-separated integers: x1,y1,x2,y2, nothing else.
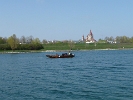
0,50,133,100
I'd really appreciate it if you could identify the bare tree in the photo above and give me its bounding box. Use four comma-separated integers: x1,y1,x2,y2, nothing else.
20,36,26,44
42,39,47,44
68,40,75,50
26,36,34,43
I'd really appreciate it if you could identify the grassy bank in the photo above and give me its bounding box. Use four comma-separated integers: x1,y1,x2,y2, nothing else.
0,43,133,53
43,42,133,50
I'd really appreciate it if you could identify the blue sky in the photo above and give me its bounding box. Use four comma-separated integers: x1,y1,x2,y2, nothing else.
0,0,133,41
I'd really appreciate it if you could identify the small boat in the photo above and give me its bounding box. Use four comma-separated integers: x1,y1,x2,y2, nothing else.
46,53,75,58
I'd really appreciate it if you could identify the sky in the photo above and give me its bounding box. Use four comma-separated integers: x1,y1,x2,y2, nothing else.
0,0,133,41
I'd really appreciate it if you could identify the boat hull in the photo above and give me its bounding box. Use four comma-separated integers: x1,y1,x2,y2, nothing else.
46,54,75,58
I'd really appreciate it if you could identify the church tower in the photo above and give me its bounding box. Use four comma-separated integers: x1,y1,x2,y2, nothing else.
82,30,96,43
82,35,85,41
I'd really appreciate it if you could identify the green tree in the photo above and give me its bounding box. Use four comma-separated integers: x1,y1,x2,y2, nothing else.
31,38,42,50
7,34,19,51
115,36,131,43
130,37,133,43
0,37,7,44
32,38,41,44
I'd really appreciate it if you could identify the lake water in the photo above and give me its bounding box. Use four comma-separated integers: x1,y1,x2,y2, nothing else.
0,50,133,100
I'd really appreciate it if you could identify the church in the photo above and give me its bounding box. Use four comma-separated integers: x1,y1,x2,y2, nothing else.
82,30,96,43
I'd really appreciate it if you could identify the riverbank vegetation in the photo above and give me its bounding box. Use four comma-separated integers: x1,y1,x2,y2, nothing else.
0,34,133,52
43,42,133,50
0,34,43,52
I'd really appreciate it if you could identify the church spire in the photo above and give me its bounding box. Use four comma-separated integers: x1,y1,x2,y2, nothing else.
82,35,85,41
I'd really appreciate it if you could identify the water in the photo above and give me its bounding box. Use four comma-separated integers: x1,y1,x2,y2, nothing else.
0,50,133,100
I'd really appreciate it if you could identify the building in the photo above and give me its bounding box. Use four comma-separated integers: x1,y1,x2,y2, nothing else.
82,30,96,43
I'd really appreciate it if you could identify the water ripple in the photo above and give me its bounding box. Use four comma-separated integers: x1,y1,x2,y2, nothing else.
0,50,133,100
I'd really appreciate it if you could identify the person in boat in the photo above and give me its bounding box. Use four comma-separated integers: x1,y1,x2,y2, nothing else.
62,53,67,56
68,51,72,55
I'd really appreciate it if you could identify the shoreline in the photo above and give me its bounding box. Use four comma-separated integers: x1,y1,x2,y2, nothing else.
0,48,133,54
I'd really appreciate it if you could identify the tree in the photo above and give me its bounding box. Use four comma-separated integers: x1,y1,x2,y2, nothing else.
31,38,42,50
7,34,19,51
116,36,121,43
27,36,34,43
115,36,130,43
20,36,26,44
32,38,41,44
130,37,133,43
0,37,7,44
42,39,47,44
105,36,114,41
104,37,109,41
68,40,75,50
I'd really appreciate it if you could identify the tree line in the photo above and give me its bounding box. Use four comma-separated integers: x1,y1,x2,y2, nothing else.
104,36,133,43
0,34,133,51
0,34,43,51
